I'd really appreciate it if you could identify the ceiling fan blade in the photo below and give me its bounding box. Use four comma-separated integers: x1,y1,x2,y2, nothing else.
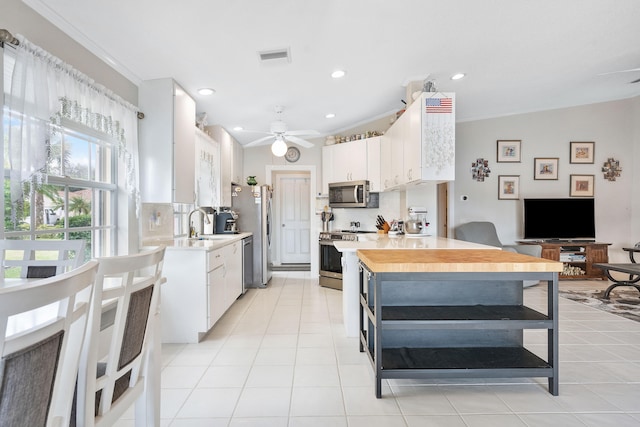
597,67,640,76
244,135,275,147
285,135,314,148
630,77,640,84
286,129,321,136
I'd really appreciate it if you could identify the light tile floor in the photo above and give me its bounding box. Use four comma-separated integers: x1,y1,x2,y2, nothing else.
118,272,640,427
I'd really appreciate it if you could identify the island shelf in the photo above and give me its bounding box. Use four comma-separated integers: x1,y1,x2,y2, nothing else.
357,249,562,398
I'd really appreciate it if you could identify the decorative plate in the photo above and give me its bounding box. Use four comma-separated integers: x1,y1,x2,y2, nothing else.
285,146,300,163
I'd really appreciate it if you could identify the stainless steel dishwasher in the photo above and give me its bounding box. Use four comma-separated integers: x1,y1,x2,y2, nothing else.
242,236,253,294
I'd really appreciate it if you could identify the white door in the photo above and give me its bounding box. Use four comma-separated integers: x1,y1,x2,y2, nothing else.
278,173,311,264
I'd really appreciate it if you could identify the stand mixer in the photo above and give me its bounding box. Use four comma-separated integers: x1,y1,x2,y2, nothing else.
405,207,429,235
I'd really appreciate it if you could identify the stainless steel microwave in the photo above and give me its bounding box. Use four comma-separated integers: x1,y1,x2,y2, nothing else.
328,180,372,208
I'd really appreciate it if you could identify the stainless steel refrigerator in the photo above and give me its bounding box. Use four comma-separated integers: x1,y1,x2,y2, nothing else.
233,185,272,287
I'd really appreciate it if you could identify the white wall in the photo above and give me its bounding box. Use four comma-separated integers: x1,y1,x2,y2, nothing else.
2,0,138,104
454,98,637,262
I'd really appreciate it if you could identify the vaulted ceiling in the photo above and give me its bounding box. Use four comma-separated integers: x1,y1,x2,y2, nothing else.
23,0,640,146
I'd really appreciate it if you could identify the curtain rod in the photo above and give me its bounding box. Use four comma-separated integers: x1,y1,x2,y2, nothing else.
1,28,144,119
0,29,19,46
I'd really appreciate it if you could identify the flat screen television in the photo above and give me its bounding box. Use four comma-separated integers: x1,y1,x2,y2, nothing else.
523,198,596,241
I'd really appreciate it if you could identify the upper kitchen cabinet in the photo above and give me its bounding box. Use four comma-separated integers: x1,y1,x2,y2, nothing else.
321,137,381,194
381,111,408,190
382,92,455,190
139,78,196,203
195,128,220,207
208,125,243,207
405,92,455,183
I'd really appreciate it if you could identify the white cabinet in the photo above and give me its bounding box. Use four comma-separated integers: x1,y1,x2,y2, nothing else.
210,125,243,207
321,137,381,193
233,139,244,185
381,92,456,190
328,139,368,182
222,241,242,306
406,92,456,183
195,128,220,207
139,78,196,203
207,249,226,329
381,114,406,190
161,237,246,343
366,137,381,192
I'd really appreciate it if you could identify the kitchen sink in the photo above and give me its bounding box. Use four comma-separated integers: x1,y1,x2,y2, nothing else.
190,235,236,240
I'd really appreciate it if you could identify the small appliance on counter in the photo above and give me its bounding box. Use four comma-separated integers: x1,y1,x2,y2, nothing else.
405,206,429,235
215,210,239,234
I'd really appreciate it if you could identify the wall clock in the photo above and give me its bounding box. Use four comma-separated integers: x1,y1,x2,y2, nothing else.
285,146,300,163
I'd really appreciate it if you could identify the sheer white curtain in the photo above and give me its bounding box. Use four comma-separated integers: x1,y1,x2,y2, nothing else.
6,34,140,214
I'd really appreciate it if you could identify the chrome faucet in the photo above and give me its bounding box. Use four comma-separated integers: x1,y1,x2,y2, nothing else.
188,207,211,238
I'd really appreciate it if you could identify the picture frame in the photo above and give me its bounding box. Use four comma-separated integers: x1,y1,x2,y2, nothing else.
498,175,520,200
534,157,559,180
496,140,521,163
570,174,594,197
570,141,594,164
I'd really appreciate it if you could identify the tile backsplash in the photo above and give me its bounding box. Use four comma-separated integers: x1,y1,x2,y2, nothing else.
141,203,174,240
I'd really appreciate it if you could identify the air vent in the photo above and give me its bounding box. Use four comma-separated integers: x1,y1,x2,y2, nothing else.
258,48,291,63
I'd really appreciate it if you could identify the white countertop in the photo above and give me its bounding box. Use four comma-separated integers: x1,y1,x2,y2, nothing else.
333,234,497,252
142,232,252,251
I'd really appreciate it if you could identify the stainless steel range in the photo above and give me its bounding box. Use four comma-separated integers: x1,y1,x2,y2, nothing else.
319,230,376,290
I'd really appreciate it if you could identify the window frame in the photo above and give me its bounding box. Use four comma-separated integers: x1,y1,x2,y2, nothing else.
2,113,119,257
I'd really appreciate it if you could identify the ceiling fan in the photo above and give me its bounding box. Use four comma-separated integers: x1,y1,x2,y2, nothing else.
242,106,320,153
597,67,640,84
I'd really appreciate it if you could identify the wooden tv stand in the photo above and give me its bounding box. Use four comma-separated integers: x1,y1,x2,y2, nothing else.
517,241,610,280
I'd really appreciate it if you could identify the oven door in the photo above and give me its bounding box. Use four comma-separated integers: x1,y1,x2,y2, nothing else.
319,240,343,290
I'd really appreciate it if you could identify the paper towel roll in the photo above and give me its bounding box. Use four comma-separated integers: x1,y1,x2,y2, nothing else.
203,214,215,234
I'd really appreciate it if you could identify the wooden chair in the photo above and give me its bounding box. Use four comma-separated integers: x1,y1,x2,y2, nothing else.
0,260,99,427
0,239,86,279
74,246,166,427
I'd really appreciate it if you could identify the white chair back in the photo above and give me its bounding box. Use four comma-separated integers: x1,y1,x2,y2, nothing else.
0,239,86,279
75,246,165,427
0,260,99,427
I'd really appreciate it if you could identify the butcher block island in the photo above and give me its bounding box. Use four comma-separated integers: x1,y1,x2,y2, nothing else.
356,249,563,398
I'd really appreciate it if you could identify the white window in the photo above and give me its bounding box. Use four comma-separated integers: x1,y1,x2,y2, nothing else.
3,112,118,258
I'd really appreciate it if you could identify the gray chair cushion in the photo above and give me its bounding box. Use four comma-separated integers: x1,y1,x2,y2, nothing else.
119,285,154,369
0,331,64,427
26,266,58,279
455,222,504,248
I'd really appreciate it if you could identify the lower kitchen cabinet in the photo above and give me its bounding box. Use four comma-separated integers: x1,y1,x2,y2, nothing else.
161,240,243,343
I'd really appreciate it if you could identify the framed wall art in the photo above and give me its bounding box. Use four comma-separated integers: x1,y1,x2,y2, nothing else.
496,140,521,163
570,174,594,197
534,157,559,180
498,175,520,200
570,141,594,164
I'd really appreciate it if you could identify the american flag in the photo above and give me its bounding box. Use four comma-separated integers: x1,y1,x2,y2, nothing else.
425,97,452,113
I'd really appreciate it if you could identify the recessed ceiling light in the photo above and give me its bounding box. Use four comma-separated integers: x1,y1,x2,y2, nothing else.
325,113,336,119
233,126,243,131
198,88,215,95
331,70,346,79
451,73,465,80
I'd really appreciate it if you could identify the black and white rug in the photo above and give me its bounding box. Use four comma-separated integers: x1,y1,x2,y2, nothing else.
559,288,640,322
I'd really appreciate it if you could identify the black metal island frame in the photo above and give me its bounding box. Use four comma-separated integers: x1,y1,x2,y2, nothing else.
357,249,563,398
